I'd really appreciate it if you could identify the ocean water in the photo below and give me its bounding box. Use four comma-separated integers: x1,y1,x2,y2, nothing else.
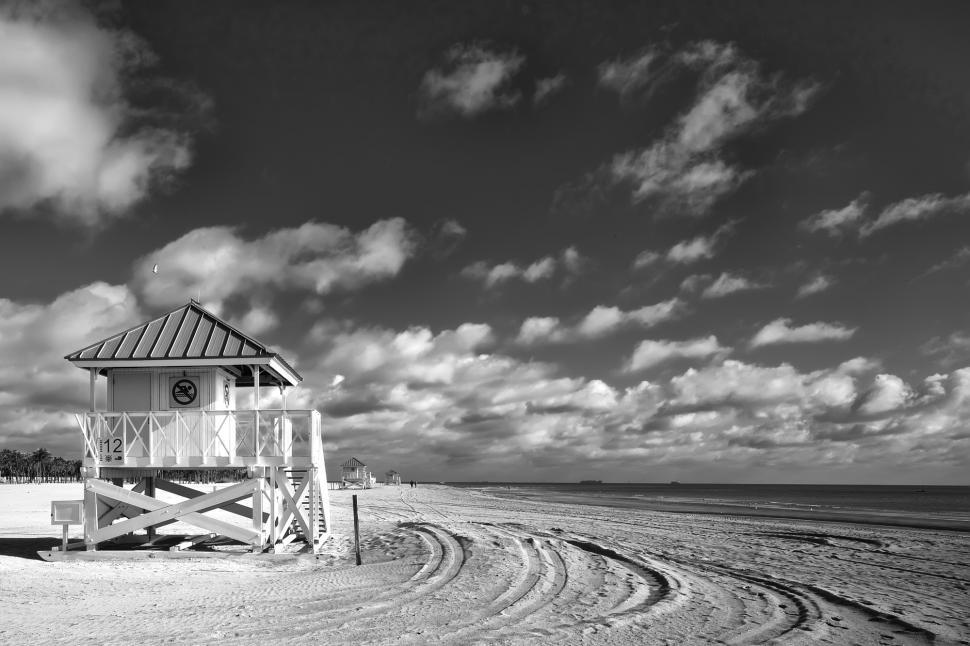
446,482,970,531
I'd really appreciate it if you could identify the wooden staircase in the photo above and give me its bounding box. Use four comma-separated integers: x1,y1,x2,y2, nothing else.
285,469,328,541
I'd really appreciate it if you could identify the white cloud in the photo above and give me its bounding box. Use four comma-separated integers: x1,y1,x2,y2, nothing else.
666,222,734,264
796,273,834,298
515,317,568,345
523,256,557,282
598,48,662,101
3,285,967,482
626,335,728,372
606,41,818,216
857,374,912,415
518,299,684,346
836,356,881,375
671,360,807,406
667,235,717,264
679,273,712,293
560,246,586,274
750,318,856,347
134,218,417,312
418,42,524,119
0,282,143,455
800,193,869,237
576,299,683,339
861,192,970,237
632,250,661,270
232,306,278,336
701,272,766,298
0,2,205,226
463,247,586,288
533,73,568,106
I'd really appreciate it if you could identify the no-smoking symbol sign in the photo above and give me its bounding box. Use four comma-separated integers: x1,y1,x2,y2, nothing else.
171,378,197,406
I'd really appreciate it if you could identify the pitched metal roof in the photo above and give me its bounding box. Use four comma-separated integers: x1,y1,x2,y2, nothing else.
341,457,367,468
65,300,301,386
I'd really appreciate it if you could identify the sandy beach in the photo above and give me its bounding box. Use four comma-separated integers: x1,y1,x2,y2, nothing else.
0,483,967,645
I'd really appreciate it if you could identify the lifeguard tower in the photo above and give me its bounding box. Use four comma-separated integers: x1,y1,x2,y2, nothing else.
63,300,332,554
340,457,371,489
385,470,401,486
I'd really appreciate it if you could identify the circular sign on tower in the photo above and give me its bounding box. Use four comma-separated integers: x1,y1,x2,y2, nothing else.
169,376,200,408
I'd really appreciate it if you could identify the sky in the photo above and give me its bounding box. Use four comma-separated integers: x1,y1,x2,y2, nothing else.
2,0,970,484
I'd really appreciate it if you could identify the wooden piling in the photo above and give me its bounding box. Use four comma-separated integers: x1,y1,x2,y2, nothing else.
352,494,361,565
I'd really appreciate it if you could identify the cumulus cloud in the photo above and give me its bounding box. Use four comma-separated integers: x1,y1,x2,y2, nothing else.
679,273,712,293
231,305,278,336
0,2,207,227
856,374,912,415
3,285,967,481
605,41,818,216
515,317,570,345
667,235,717,264
533,73,568,106
796,273,835,298
701,272,766,298
418,42,524,119
800,193,869,237
666,221,734,265
631,250,661,270
0,282,143,455
290,349,970,479
671,360,811,407
133,218,417,315
861,192,970,237
517,299,684,346
625,335,728,372
750,318,856,347
463,247,586,288
598,48,664,102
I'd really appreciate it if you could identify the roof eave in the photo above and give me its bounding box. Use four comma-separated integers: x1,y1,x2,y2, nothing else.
70,355,302,387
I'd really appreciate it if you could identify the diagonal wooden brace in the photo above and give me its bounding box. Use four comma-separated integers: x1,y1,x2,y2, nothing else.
86,479,259,545
97,481,147,526
153,479,268,522
277,475,312,539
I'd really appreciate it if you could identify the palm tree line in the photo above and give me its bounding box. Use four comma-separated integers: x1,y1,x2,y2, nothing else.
1,449,249,485
0,448,82,483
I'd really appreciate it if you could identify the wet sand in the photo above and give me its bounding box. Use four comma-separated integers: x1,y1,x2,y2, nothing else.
0,483,968,645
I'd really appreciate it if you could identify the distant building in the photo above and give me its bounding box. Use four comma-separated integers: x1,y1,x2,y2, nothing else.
340,457,371,489
385,470,401,486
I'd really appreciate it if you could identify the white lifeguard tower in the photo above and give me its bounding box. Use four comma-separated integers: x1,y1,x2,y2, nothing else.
340,457,371,489
64,300,332,554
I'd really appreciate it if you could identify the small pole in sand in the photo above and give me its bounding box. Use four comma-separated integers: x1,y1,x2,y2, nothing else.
352,494,362,565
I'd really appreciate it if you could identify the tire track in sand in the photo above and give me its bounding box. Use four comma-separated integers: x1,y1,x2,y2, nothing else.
406,523,570,644
239,523,465,643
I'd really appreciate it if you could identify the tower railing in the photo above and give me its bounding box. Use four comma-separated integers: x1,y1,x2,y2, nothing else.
74,409,322,468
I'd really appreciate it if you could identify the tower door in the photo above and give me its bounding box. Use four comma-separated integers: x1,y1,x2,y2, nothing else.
113,373,152,411
106,372,152,460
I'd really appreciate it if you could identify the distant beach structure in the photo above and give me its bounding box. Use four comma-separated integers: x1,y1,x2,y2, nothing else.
61,299,333,555
341,457,372,489
385,470,402,486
